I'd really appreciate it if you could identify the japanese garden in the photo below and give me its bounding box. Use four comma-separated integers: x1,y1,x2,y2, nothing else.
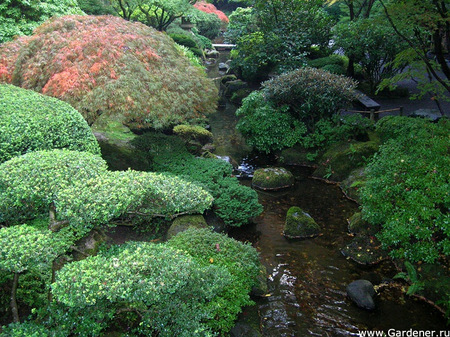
0,0,449,335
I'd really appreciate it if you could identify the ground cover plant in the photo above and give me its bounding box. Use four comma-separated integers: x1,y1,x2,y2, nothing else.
0,15,217,131
0,84,100,164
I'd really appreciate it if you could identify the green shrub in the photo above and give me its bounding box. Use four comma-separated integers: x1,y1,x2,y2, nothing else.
173,124,213,144
236,91,307,153
170,33,204,57
263,67,358,128
0,84,100,164
0,321,51,337
56,169,214,234
174,43,204,69
321,64,346,75
301,114,375,150
307,54,347,68
52,241,228,336
191,8,222,40
375,115,436,143
168,228,261,333
192,27,213,50
361,117,450,263
133,132,262,226
0,150,108,225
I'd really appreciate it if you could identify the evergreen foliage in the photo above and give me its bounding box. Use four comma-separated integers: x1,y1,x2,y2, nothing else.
133,132,262,226
361,117,450,263
0,84,100,164
168,228,261,333
52,241,229,336
0,0,84,44
0,150,107,225
0,15,217,130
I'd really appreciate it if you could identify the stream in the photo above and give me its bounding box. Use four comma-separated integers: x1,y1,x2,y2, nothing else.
206,52,447,336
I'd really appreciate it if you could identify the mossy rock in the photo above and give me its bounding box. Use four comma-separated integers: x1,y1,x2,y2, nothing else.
313,141,379,182
230,88,253,105
251,264,268,297
166,215,208,240
279,146,318,166
221,74,237,85
340,167,367,203
173,124,213,145
341,235,387,265
224,80,249,97
252,167,295,191
347,212,367,234
284,206,320,239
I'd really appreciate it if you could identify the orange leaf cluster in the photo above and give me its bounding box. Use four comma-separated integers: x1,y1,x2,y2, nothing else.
193,2,229,23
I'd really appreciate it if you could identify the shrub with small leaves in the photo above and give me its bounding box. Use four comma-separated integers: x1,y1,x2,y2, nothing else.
263,67,358,128
0,321,51,337
52,241,229,336
361,117,450,263
0,149,108,225
0,84,100,164
190,7,223,40
56,169,214,234
168,228,261,333
236,91,307,153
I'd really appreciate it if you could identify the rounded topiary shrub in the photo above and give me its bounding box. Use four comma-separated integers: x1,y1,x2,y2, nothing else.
252,167,295,191
0,15,217,131
0,84,100,163
284,206,320,239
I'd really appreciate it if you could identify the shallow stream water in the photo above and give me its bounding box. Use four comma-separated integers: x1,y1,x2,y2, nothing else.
206,53,447,336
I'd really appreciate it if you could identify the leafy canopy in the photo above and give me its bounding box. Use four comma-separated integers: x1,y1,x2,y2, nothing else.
52,241,229,336
0,0,84,43
0,84,100,164
0,15,217,130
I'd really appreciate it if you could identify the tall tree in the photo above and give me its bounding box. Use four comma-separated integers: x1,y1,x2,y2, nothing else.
378,0,450,110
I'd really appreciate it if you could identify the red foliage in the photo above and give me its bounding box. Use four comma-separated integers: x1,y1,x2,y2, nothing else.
193,2,229,23
0,15,218,130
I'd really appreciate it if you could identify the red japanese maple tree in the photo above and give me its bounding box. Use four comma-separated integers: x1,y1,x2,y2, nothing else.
0,15,217,130
193,2,229,23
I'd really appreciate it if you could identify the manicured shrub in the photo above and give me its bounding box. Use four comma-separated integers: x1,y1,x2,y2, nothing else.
56,169,214,234
236,91,307,153
168,228,261,333
0,15,217,130
361,117,450,263
52,241,229,336
307,54,347,69
0,150,108,225
169,33,204,57
173,124,213,144
263,67,358,128
0,84,100,164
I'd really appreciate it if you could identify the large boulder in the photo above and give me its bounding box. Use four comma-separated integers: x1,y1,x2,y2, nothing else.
223,80,249,97
346,280,376,310
313,141,379,182
283,206,320,239
166,215,208,240
252,167,295,191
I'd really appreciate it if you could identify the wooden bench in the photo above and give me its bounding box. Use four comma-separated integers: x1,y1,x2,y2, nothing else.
353,90,381,111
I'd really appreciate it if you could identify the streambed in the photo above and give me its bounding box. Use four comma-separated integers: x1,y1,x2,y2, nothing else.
206,54,447,335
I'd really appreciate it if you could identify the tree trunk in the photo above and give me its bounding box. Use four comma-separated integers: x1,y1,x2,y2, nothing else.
11,272,20,323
